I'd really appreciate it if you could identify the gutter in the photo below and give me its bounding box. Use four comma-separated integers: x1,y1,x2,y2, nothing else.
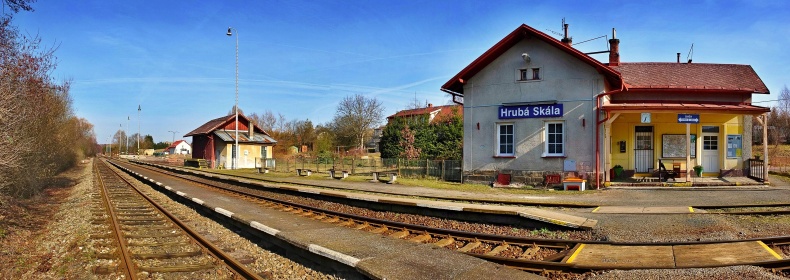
441,88,464,105
594,82,626,189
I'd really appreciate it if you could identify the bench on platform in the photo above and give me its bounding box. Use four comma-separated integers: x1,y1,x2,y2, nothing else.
256,167,269,174
329,169,348,180
297,168,312,176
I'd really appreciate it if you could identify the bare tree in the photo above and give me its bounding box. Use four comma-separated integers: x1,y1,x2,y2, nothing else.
330,94,384,149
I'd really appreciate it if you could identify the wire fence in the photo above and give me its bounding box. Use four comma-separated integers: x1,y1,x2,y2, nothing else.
255,157,462,182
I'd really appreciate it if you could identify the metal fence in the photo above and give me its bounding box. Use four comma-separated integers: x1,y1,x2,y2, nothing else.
747,158,765,182
256,157,462,182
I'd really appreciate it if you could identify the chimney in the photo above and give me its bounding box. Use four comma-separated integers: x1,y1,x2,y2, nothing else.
608,28,620,66
249,120,254,140
428,103,433,108
561,23,573,46
677,53,680,63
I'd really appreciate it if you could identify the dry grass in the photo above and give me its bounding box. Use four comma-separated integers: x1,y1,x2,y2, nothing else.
0,176,76,278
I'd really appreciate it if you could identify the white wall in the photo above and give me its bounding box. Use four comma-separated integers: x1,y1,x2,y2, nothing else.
462,38,605,173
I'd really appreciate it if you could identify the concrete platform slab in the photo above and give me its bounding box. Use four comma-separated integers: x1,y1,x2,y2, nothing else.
674,241,783,267
568,244,675,269
593,206,693,214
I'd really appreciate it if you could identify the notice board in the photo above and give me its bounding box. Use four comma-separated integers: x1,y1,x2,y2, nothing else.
662,134,696,158
727,134,742,158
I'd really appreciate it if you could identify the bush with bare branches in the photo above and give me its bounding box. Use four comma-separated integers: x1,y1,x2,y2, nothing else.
0,14,97,197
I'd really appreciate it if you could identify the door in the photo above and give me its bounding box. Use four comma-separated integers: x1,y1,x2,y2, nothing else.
634,126,654,173
702,126,719,173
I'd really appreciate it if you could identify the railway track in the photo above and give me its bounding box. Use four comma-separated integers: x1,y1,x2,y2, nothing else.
114,160,790,274
92,159,262,279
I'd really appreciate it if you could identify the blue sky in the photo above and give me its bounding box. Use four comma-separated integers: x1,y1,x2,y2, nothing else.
12,0,790,144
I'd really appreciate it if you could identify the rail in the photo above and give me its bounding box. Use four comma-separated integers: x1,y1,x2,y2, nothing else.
114,160,790,273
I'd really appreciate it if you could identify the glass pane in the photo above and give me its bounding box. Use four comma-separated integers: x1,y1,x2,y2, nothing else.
702,126,719,133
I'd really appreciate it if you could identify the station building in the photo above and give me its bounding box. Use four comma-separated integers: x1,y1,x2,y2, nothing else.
185,113,277,169
441,23,770,187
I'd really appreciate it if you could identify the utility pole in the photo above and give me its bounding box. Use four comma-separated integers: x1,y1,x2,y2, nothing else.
137,105,141,155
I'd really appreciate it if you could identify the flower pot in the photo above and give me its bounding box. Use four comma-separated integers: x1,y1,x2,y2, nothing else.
693,167,703,177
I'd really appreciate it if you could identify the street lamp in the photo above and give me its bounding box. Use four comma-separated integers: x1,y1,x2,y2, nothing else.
126,116,130,154
227,26,239,170
168,130,179,143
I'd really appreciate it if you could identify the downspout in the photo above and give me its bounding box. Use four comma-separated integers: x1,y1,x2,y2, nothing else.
595,82,625,189
441,88,464,105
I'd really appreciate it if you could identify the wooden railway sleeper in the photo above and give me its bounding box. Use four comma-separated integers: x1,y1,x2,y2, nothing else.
390,228,410,239
433,236,455,247
370,225,389,234
486,241,509,256
409,232,432,243
458,238,482,253
520,243,540,259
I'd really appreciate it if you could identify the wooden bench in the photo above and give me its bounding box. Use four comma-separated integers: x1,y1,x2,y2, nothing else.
297,168,312,176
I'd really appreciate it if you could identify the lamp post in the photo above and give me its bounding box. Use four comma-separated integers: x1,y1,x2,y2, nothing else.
119,124,122,155
227,27,239,170
137,105,141,155
168,130,178,143
126,116,130,154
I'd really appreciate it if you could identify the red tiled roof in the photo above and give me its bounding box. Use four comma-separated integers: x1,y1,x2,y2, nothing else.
441,24,623,94
387,105,462,122
184,113,269,137
611,63,769,94
602,102,770,114
166,140,186,149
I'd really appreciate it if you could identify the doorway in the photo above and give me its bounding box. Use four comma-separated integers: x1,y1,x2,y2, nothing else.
634,126,654,173
701,126,719,174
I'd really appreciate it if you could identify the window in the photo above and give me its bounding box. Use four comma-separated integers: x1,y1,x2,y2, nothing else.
497,123,514,156
544,122,564,156
518,68,542,81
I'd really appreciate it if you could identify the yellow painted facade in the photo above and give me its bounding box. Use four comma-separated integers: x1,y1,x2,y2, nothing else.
609,113,744,176
218,143,273,169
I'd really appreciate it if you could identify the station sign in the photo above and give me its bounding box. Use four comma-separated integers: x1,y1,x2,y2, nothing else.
677,114,700,124
499,104,563,119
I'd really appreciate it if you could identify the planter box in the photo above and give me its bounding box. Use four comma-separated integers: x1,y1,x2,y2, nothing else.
563,178,586,191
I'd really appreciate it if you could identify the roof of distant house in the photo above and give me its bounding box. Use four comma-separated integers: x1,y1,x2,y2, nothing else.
611,63,769,94
165,140,188,149
387,104,463,122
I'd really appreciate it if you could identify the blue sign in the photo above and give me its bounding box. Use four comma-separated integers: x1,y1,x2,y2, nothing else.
499,104,563,119
677,114,700,123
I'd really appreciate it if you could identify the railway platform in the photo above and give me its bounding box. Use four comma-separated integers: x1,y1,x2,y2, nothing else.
115,161,543,280
567,241,783,269
133,161,598,229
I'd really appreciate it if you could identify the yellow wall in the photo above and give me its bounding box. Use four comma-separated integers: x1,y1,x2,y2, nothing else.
219,143,274,169
610,113,743,174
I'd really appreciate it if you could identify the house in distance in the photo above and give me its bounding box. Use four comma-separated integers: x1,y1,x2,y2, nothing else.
184,113,277,169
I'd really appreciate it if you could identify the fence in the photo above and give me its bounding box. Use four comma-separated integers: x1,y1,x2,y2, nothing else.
256,157,462,182
747,158,765,182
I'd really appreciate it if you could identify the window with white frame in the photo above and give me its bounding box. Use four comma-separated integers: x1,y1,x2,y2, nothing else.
517,68,542,81
497,123,514,156
544,121,564,156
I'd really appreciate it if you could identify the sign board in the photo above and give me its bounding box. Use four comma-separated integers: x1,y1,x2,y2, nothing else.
499,104,563,119
452,95,464,104
727,134,742,158
678,114,700,123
